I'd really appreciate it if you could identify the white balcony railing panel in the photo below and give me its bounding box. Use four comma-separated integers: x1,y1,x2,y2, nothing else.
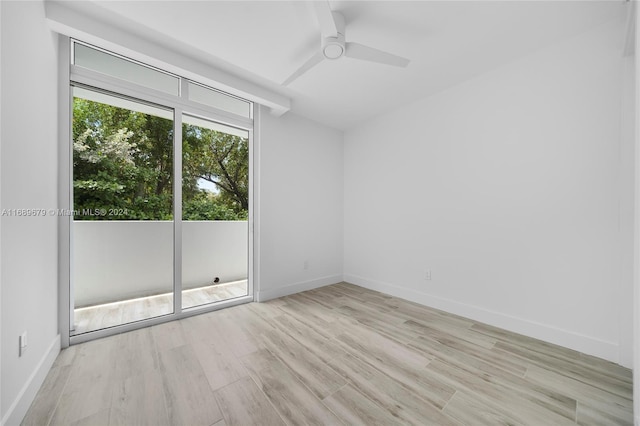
73,220,248,307
182,220,248,288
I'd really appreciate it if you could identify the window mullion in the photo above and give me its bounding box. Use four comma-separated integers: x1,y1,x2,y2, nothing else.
173,108,183,315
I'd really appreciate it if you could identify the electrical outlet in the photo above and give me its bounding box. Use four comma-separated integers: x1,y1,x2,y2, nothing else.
424,269,432,281
303,260,309,270
19,332,27,357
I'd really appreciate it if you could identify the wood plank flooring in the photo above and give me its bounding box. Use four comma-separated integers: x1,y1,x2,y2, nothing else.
24,282,633,425
72,280,248,335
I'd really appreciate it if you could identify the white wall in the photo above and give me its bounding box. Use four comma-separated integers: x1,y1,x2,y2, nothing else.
0,0,3,419
0,1,60,424
633,2,640,423
619,0,636,372
258,109,344,300
73,221,248,306
620,30,636,370
344,17,631,364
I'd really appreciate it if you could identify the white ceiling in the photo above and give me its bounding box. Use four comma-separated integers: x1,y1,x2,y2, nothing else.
81,1,623,130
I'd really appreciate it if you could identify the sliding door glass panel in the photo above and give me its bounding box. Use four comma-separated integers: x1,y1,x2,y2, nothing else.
181,115,249,309
71,87,175,335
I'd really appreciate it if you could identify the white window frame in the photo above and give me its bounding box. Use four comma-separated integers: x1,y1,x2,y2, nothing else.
58,37,259,346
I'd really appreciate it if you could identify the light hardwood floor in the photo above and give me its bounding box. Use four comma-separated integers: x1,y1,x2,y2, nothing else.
72,280,248,335
25,282,633,425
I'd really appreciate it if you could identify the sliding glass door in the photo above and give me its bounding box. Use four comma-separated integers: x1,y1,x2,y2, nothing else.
181,116,249,309
71,88,175,335
67,40,253,340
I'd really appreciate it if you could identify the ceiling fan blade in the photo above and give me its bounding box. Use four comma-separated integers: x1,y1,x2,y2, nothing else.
282,51,325,86
313,1,338,37
345,42,410,68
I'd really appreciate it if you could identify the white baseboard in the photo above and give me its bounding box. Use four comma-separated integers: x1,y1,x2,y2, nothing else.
257,274,343,302
2,334,60,426
344,274,620,364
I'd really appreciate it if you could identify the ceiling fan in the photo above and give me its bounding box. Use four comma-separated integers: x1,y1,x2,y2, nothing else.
282,1,410,86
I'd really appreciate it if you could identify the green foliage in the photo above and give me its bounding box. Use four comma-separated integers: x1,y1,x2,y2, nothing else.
72,97,248,221
183,192,247,221
182,125,249,211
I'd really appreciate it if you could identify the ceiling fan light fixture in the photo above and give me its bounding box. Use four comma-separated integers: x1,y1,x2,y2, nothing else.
323,43,344,59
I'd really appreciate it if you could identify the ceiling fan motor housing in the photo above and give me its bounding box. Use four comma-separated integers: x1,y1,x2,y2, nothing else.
322,12,346,60
322,35,345,59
